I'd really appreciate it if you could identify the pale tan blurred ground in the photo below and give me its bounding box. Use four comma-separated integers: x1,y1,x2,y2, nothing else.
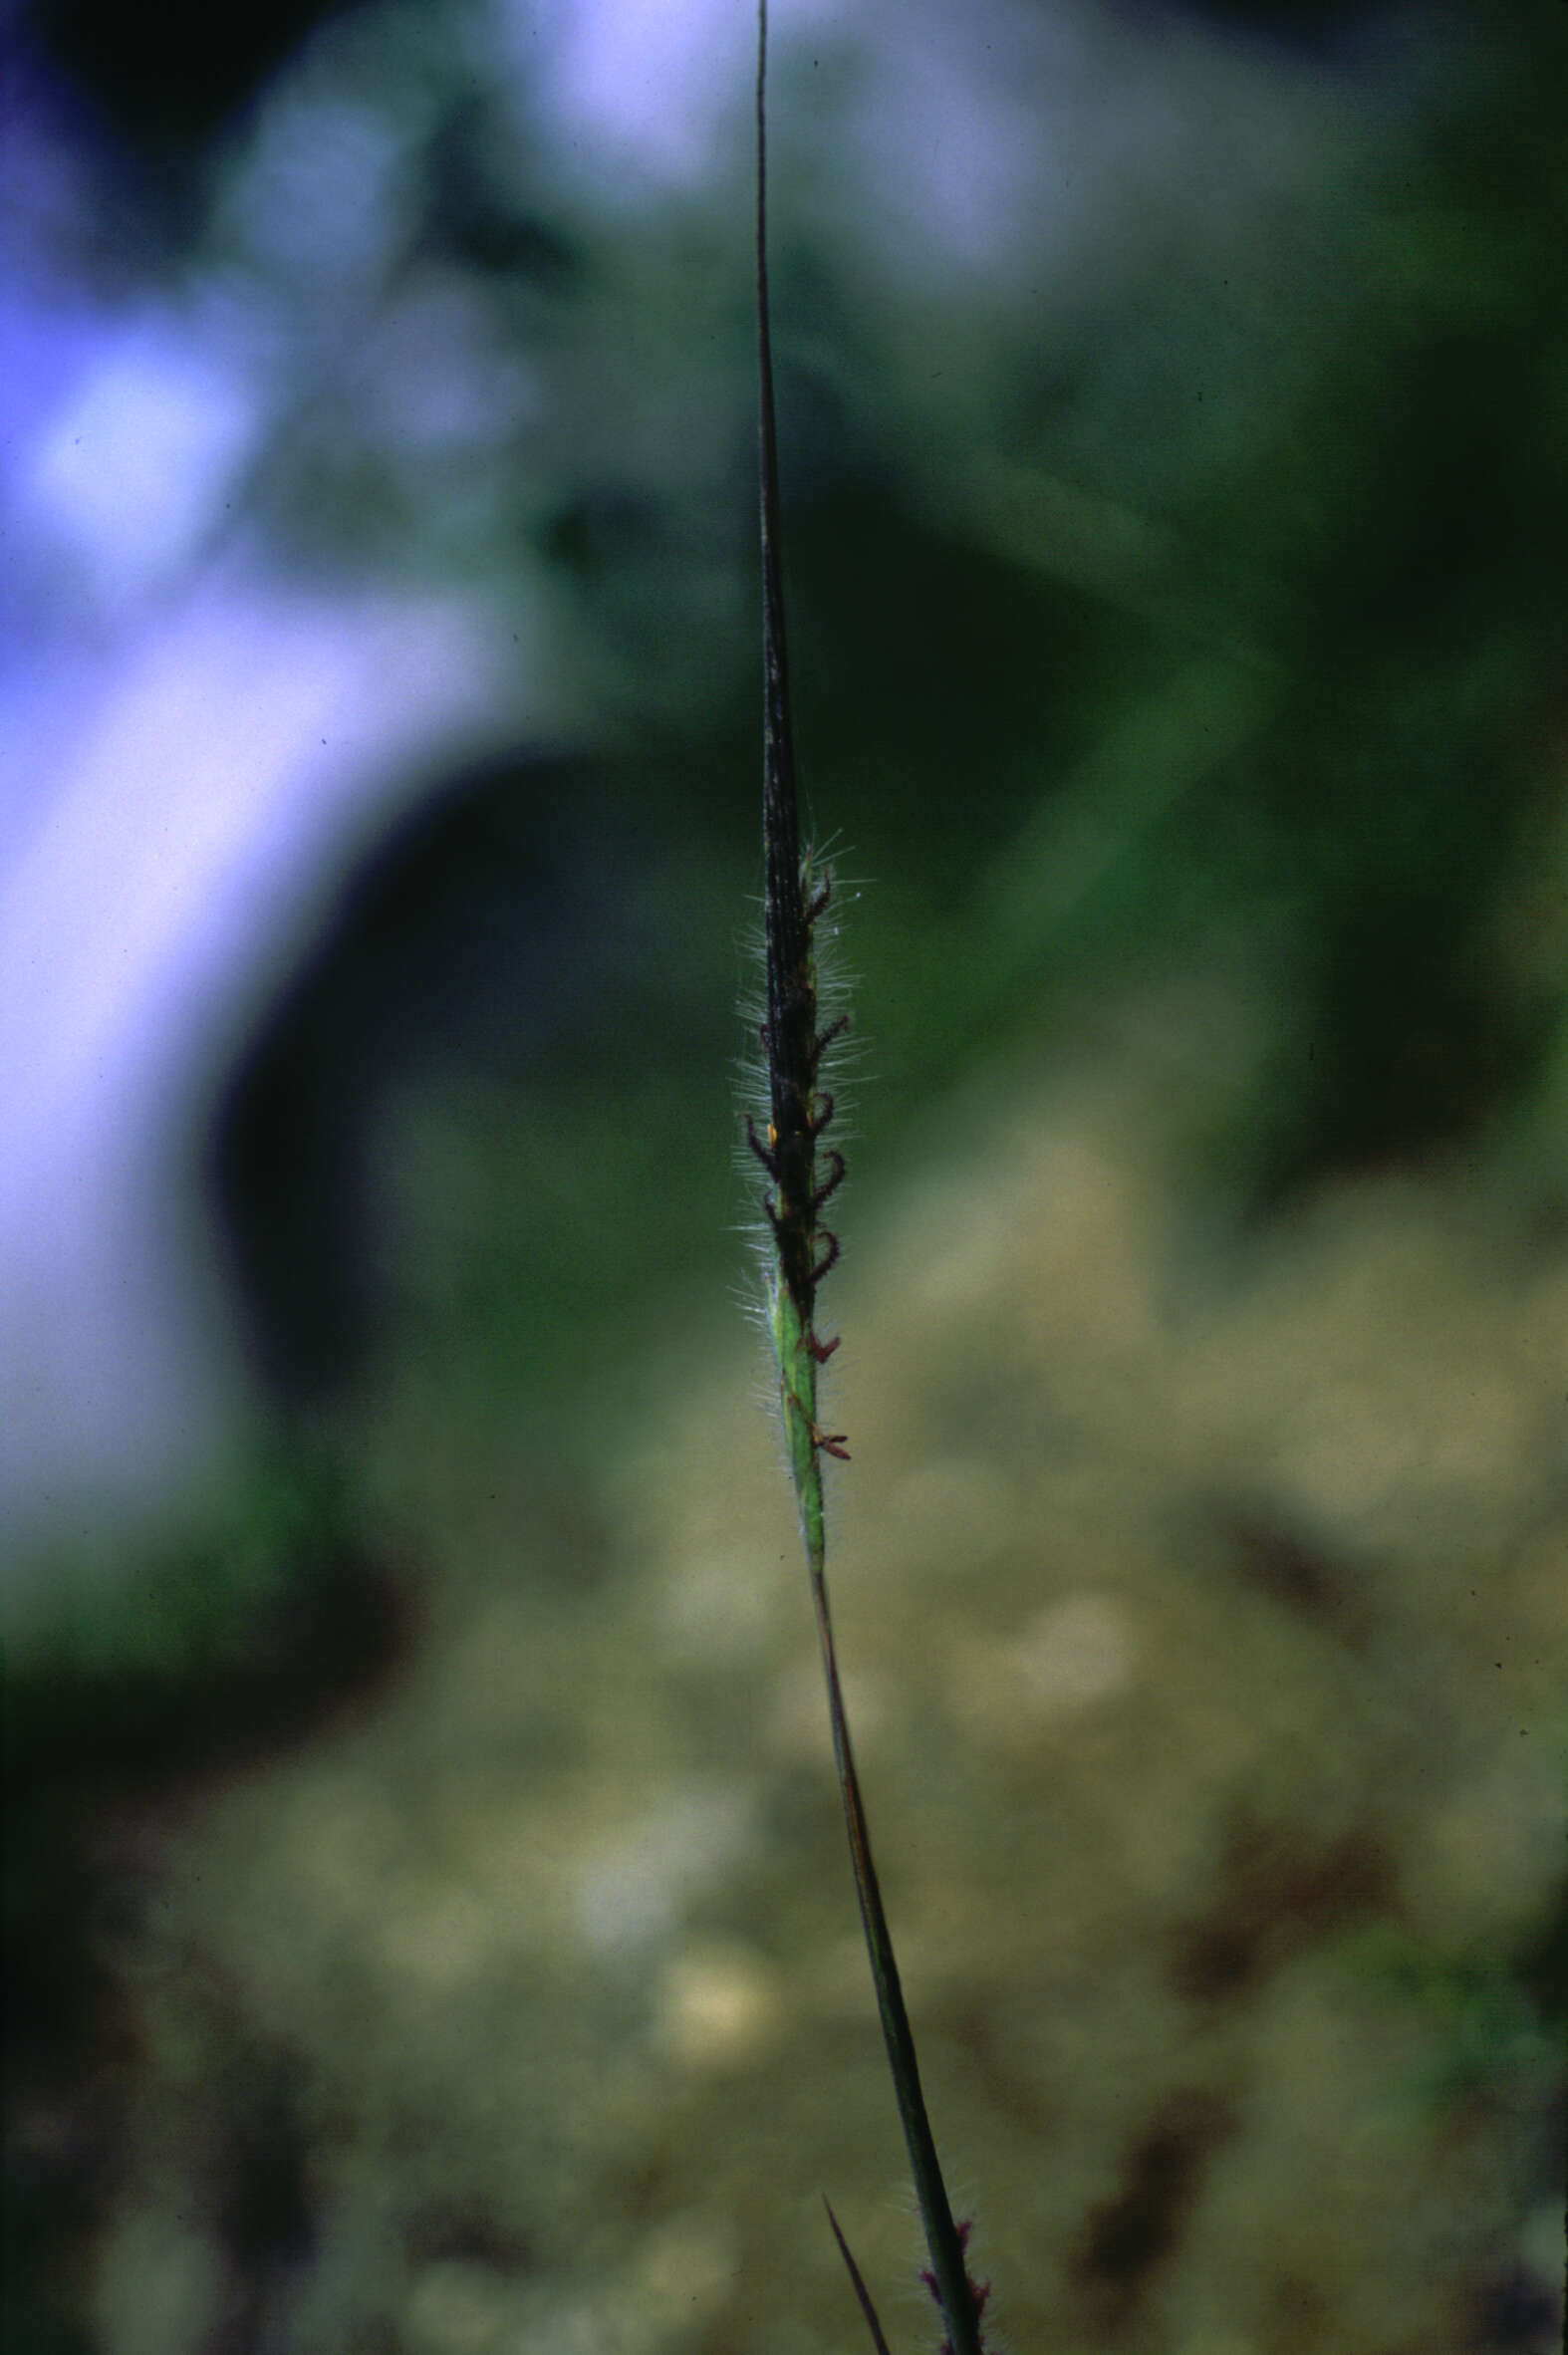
90,1002,1564,2355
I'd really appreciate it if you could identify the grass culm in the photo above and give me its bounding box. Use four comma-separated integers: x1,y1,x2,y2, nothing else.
743,9,992,2349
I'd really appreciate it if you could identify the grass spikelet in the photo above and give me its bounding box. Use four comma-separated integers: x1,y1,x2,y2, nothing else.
746,8,989,2351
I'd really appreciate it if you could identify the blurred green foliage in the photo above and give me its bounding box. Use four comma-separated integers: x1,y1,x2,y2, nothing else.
4,1447,400,1759
24,0,1567,1623
0,0,1557,1774
268,0,1568,1430
7,11,1568,2351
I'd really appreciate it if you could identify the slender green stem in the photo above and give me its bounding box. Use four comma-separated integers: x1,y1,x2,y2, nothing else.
752,10,985,2350
805,1505,984,2355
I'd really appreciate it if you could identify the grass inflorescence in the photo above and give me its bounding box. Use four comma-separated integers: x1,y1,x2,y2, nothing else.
744,8,991,2351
